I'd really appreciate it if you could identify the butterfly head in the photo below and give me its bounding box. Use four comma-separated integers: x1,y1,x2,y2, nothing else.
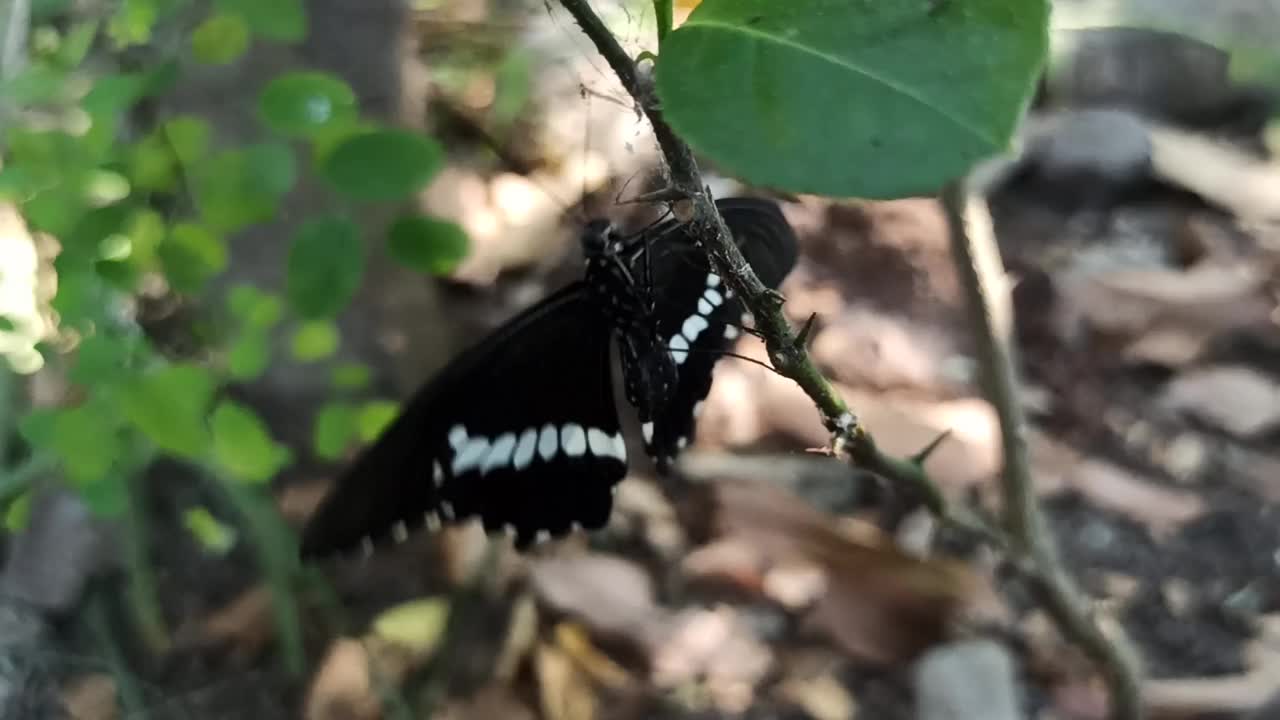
579,219,622,261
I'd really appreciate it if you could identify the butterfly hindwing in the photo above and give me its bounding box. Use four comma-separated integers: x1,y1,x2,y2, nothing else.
632,198,798,467
299,284,626,558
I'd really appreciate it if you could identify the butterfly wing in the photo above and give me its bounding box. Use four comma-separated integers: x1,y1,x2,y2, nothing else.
635,198,798,467
300,283,627,558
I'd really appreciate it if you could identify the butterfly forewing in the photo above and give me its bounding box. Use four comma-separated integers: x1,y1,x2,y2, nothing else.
299,284,625,558
632,198,798,466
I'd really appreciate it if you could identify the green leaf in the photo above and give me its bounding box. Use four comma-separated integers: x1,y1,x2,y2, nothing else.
193,144,295,232
82,72,148,116
160,222,227,293
47,400,124,484
386,215,469,275
491,48,533,128
70,332,147,386
106,0,159,48
226,330,270,381
183,506,238,554
290,320,339,361
163,115,212,165
5,492,31,532
215,0,306,43
211,400,291,484
331,362,370,391
285,216,363,318
654,0,1049,198
0,316,15,332
128,131,179,192
309,118,376,165
227,285,284,330
356,400,398,443
312,401,355,460
80,169,131,207
55,21,99,68
191,12,250,65
322,129,442,202
118,363,216,459
258,71,358,137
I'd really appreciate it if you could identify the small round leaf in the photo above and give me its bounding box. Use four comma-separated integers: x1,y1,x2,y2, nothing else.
191,12,249,65
290,320,339,361
286,216,363,318
259,71,358,137
322,129,442,202
211,400,291,483
386,215,469,275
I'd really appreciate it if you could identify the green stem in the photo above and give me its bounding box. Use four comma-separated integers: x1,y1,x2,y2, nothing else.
219,479,306,677
0,451,53,510
653,0,672,44
85,583,149,719
123,467,170,655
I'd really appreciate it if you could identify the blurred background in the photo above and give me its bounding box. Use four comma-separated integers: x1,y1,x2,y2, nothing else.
1,0,1279,718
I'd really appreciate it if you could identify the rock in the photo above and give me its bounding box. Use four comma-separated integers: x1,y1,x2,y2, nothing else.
913,639,1022,720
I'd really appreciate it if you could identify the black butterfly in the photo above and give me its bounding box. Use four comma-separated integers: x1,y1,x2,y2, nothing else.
299,197,797,557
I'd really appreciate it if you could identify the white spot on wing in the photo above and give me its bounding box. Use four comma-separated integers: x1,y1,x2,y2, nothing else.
642,421,654,444
677,436,688,450
682,314,709,342
587,427,612,457
534,529,551,545
561,423,587,457
448,424,468,451
425,512,440,531
432,460,444,487
693,401,704,418
538,423,558,461
360,537,374,557
440,501,455,520
391,521,408,542
669,334,690,364
724,324,740,340
697,298,713,315
481,432,517,473
704,288,723,307
452,436,490,475
610,432,627,462
513,428,538,470
706,273,720,288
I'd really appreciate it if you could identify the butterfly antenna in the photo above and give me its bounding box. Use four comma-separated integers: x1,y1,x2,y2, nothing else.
670,345,783,376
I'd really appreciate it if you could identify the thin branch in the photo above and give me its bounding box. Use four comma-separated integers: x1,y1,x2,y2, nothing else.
553,6,1142,717
940,181,1143,720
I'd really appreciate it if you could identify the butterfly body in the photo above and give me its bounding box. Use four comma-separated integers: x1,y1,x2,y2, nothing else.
300,198,797,558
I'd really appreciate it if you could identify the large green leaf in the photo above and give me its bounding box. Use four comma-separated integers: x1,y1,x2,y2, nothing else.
258,71,358,137
322,129,442,202
386,214,469,275
211,401,292,484
286,216,363,318
118,363,216,459
655,0,1049,198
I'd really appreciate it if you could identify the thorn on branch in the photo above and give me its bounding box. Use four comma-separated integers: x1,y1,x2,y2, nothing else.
911,429,953,467
793,312,818,351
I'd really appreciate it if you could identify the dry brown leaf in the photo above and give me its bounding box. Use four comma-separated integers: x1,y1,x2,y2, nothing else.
1029,433,1205,536
536,641,598,720
62,673,117,720
184,585,273,663
714,479,978,665
651,605,772,713
303,638,381,720
528,553,664,651
1160,365,1280,438
553,622,635,691
494,592,539,683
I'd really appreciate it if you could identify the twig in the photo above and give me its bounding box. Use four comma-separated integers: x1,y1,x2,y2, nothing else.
554,4,1143,717
940,181,1142,720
